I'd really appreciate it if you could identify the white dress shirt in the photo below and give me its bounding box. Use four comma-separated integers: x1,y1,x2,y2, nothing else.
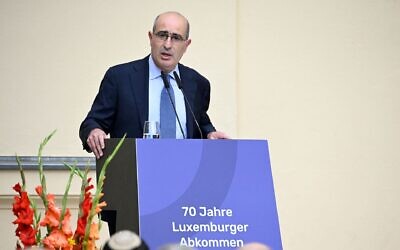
148,56,187,139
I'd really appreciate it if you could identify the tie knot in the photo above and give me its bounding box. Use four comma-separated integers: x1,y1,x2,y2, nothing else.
161,72,172,89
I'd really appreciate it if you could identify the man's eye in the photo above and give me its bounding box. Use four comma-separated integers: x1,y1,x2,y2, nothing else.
171,34,183,41
156,32,168,39
155,31,185,42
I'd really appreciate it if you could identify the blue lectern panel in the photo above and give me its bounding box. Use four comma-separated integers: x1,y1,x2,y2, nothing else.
136,139,282,250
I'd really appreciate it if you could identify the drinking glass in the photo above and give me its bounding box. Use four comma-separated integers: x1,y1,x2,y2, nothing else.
143,121,160,139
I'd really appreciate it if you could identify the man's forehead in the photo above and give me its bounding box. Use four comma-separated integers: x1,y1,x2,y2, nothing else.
155,14,187,32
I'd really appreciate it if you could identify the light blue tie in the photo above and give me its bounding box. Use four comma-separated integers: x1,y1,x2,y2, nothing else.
160,75,176,138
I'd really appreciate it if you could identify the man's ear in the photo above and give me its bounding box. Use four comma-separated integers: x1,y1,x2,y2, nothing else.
186,38,192,47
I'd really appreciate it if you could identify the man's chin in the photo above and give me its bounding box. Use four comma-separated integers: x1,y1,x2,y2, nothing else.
159,63,176,73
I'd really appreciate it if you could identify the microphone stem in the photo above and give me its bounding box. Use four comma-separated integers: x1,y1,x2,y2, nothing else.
173,71,203,139
183,94,203,139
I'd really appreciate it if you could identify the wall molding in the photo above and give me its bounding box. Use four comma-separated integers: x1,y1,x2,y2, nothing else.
0,194,81,209
0,156,95,170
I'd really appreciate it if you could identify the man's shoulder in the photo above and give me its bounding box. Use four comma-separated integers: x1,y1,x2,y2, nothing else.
178,63,208,82
107,56,149,74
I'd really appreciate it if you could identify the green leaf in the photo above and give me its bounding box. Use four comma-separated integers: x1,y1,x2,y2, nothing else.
15,155,26,191
83,135,126,246
59,164,76,229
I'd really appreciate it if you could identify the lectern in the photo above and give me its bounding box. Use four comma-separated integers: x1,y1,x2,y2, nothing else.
97,139,282,250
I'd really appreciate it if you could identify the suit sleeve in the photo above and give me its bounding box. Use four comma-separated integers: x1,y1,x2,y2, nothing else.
198,78,216,137
79,68,118,151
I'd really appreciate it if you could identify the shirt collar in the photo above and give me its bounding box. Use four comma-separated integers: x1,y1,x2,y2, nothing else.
148,55,180,80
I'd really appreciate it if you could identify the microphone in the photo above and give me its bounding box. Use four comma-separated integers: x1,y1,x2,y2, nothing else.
161,71,186,139
173,71,203,139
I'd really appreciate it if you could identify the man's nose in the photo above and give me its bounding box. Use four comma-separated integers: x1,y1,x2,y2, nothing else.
163,37,173,49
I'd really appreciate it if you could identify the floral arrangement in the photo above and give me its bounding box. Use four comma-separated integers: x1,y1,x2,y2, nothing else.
12,131,125,250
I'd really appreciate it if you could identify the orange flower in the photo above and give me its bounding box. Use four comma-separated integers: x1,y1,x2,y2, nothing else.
12,184,31,218
60,208,73,237
86,223,100,250
13,183,22,193
95,200,107,214
40,194,61,228
12,183,37,247
35,185,43,196
15,224,36,246
12,132,124,250
74,181,94,239
42,228,73,250
39,192,73,249
13,208,34,227
74,179,106,249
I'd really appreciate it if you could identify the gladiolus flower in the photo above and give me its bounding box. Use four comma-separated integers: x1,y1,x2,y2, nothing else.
35,185,43,196
12,182,37,247
74,181,94,239
42,228,73,249
86,223,100,250
95,200,107,214
15,224,36,246
40,193,73,249
13,183,22,193
40,194,61,228
11,132,123,250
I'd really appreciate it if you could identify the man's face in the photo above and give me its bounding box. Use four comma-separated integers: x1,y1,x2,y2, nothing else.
149,13,191,73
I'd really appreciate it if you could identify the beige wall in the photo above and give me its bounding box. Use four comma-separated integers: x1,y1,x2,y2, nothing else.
0,0,237,155
1,0,400,249
238,1,400,249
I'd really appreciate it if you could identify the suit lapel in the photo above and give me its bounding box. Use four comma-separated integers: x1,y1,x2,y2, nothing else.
129,56,150,131
178,65,198,138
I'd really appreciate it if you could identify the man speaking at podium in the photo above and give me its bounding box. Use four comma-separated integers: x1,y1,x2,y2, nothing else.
79,11,229,159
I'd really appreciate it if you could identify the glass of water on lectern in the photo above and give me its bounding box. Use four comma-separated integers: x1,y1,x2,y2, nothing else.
143,121,160,139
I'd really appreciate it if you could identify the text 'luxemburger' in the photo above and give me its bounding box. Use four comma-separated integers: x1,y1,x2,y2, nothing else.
171,206,250,248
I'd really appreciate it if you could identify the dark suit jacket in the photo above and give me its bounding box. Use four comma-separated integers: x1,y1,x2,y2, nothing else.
79,55,216,151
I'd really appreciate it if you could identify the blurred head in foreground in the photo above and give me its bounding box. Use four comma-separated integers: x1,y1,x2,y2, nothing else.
158,243,195,250
103,230,149,250
238,242,271,250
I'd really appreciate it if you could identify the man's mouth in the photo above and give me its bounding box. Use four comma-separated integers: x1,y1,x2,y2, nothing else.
161,52,172,60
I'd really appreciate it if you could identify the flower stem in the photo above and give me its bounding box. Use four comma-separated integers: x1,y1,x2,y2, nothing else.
59,164,76,229
83,135,126,248
15,155,26,191
37,130,57,210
